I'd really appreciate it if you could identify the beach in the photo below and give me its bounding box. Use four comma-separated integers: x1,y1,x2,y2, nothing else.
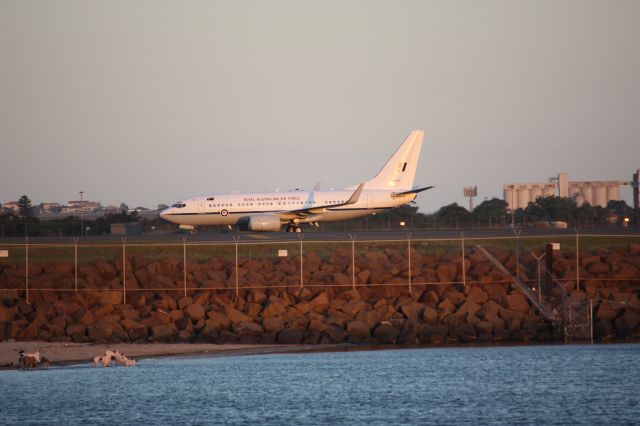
0,341,340,368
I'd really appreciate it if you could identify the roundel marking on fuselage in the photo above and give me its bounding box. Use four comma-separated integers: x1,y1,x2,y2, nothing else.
221,209,228,216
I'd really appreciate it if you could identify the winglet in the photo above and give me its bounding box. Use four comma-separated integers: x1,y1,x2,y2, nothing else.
345,183,364,205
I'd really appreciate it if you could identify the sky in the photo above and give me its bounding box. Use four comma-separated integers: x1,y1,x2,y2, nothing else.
1,1,639,213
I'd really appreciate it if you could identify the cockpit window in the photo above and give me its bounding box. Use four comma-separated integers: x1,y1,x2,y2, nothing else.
171,203,186,208
207,197,215,201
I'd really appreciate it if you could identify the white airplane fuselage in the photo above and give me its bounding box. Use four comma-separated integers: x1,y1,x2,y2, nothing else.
160,189,416,227
160,130,428,231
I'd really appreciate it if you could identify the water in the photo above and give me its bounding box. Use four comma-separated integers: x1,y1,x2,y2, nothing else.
1,344,639,425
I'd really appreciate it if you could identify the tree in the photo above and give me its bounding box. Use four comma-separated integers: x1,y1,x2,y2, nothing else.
473,198,508,225
157,203,169,211
119,202,129,213
436,203,471,228
17,195,35,217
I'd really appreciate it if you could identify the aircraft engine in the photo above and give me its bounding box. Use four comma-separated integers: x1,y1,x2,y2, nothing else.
247,215,282,231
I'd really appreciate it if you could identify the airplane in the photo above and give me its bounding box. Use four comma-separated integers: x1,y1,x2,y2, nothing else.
159,130,432,232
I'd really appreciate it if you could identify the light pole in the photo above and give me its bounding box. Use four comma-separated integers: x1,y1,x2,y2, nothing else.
79,191,84,237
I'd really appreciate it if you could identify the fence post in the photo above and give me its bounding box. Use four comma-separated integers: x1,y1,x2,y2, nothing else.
575,230,580,291
25,238,29,304
299,234,304,288
235,237,239,298
350,233,356,290
589,299,594,344
122,237,126,304
460,232,466,288
74,237,78,295
515,230,521,282
183,237,187,298
407,233,412,295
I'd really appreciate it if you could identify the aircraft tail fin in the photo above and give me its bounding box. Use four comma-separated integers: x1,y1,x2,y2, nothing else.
364,130,424,190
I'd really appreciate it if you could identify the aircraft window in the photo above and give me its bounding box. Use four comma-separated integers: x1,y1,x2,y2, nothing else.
207,197,214,201
171,203,186,208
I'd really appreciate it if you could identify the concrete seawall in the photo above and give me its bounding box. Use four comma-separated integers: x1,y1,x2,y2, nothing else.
1,243,639,345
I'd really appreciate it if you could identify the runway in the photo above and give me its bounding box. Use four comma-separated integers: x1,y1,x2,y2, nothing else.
1,227,638,244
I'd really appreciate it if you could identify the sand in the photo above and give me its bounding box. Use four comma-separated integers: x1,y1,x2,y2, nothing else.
0,341,342,369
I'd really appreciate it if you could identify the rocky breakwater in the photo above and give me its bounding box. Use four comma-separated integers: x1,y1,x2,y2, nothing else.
0,244,638,345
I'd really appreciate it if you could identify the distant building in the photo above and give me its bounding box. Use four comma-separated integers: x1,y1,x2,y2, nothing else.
39,202,62,213
61,200,102,214
2,201,20,213
504,173,632,210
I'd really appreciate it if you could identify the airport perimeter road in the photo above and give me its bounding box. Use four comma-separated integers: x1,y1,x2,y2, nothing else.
1,228,638,244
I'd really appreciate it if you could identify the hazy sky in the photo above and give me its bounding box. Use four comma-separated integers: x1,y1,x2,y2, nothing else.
1,1,639,213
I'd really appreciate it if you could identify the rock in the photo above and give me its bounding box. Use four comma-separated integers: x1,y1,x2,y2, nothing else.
121,309,140,320
66,323,86,337
121,318,144,332
309,292,330,314
422,307,438,325
594,318,613,340
223,306,249,323
589,262,610,275
346,320,370,342
99,291,123,305
505,294,529,312
185,304,206,321
87,324,113,341
250,289,267,304
95,314,122,326
263,316,286,333
262,299,287,318
277,328,304,344
466,287,489,304
457,301,481,317
443,290,465,306
0,306,16,323
206,311,231,330
373,323,399,344
325,326,349,343
452,324,476,342
150,324,177,342
597,301,623,322
614,310,640,332
177,297,193,310
417,324,449,344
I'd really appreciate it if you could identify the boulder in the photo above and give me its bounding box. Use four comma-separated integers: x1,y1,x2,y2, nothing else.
505,294,529,312
262,299,287,318
309,292,330,314
346,320,370,342
614,310,640,332
417,324,449,344
325,326,349,343
185,304,206,321
263,316,286,333
422,307,438,325
277,328,304,344
150,324,178,342
225,306,251,324
99,291,123,305
177,296,193,310
373,323,399,344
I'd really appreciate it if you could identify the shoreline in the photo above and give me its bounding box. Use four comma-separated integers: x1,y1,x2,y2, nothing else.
3,339,638,370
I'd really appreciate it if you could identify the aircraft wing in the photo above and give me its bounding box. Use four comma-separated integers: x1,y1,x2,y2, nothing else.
391,186,434,198
279,183,364,219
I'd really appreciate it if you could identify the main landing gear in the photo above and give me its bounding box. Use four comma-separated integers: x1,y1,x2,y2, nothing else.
285,224,303,233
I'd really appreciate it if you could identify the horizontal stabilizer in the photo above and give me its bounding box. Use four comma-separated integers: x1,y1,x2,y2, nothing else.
391,186,434,198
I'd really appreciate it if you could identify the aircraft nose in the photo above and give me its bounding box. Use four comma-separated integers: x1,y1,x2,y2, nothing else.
159,208,171,221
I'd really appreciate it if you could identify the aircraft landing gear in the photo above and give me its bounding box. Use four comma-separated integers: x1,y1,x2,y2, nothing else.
285,224,303,233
